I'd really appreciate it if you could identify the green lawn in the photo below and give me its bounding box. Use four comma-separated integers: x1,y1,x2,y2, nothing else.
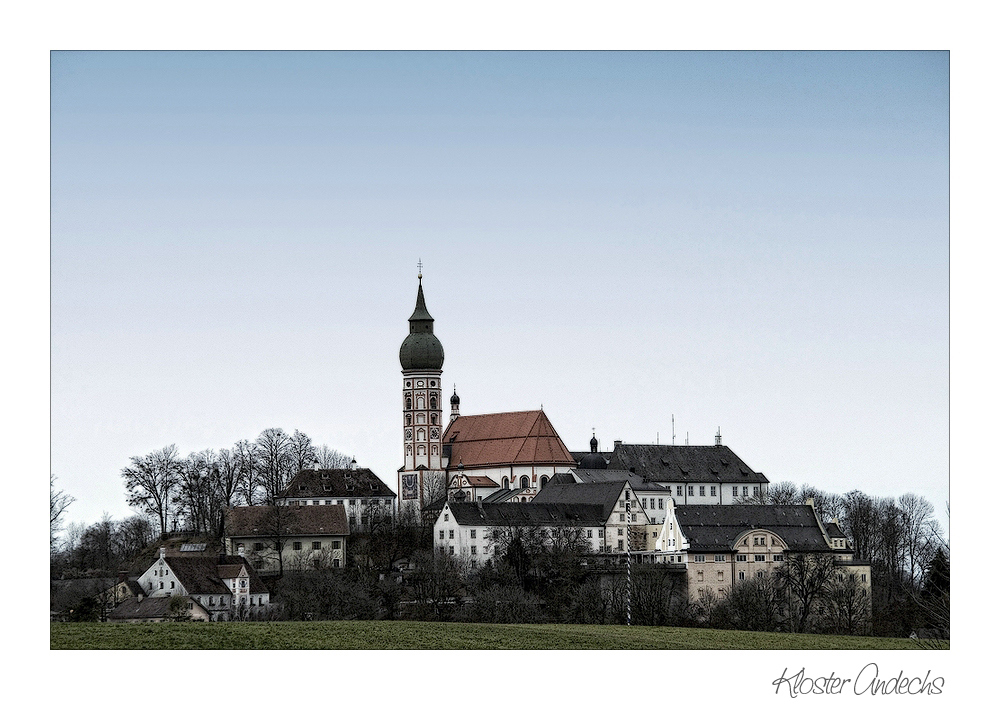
50,621,937,650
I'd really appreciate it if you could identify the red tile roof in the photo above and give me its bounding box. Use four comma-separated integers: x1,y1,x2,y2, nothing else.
443,410,575,469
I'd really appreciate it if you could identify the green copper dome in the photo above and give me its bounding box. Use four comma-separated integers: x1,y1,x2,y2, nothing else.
399,279,444,371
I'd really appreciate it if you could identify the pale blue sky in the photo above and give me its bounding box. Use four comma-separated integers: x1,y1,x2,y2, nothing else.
51,51,949,531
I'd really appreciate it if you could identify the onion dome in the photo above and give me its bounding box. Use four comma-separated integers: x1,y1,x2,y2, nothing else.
579,433,608,470
399,278,444,371
451,385,461,405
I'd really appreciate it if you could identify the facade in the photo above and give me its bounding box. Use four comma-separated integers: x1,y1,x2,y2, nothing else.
276,465,395,531
658,501,871,605
121,548,270,621
225,504,350,572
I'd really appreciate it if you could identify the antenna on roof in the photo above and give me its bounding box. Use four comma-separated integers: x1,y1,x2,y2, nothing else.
715,427,722,446
685,432,689,446
417,258,423,279
672,415,675,445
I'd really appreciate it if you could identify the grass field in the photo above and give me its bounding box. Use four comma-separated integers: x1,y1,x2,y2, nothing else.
50,621,938,650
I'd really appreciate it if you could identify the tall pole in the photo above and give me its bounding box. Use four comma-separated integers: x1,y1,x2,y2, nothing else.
626,494,632,626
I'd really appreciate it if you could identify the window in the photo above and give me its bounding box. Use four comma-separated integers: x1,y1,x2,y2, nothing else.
738,571,745,580
756,571,765,578
333,559,341,568
325,500,331,505
710,486,716,497
444,513,449,521
240,580,246,588
587,529,593,538
862,574,867,582
332,541,341,549
694,554,705,563
753,487,760,497
337,499,343,505
742,486,748,496
598,529,604,538
312,541,321,550
754,554,766,562
718,571,724,581
449,530,454,539
618,528,624,536
293,542,302,551
471,546,477,555
733,486,738,497
696,571,704,582
448,546,455,555
687,486,694,496
617,540,624,550
520,475,531,489
642,498,647,508
619,513,625,522
254,542,264,551
658,498,664,509
209,596,215,606
439,530,445,540
773,554,783,562
736,554,747,562
470,529,476,539
159,582,163,589
715,554,726,562
349,499,356,505
631,514,636,523
699,486,705,496
170,581,175,589
619,500,625,508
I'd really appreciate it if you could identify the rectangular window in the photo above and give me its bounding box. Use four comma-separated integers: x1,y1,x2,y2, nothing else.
332,541,341,549
471,546,477,554
439,530,444,540
642,498,647,508
710,486,716,496
697,571,704,582
736,554,747,562
757,571,764,578
337,500,343,504
618,528,624,536
325,500,331,505
349,499,355,505
313,500,320,505
715,554,726,562
619,513,625,522
333,559,340,568
742,486,748,496
699,486,705,496
448,546,455,555
587,529,593,538
753,487,760,496
312,541,321,550
448,530,454,539
773,554,783,562
617,540,624,550
170,581,175,589
694,555,705,563
658,498,664,509
598,529,604,538
254,542,264,551
619,500,625,508
687,486,694,496
755,554,765,562
718,571,724,581
293,542,302,551
470,529,476,539
738,571,745,580
665,486,672,495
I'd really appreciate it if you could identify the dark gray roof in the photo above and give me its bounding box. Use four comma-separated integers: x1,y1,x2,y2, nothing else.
825,522,848,539
447,501,607,527
532,481,626,520
569,468,668,492
674,505,831,553
481,488,528,503
226,505,350,539
607,444,769,485
108,596,177,621
400,280,444,370
165,555,270,595
279,468,396,499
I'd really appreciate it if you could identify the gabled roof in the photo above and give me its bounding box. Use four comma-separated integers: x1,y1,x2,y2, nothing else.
226,505,350,539
164,555,270,595
108,596,178,621
481,488,529,503
607,444,769,485
674,505,832,554
457,475,500,487
442,410,575,469
446,501,607,527
532,481,627,521
568,468,661,492
279,468,396,499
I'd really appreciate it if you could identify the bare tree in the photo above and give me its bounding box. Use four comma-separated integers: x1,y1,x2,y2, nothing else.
775,552,837,633
823,571,870,635
315,444,351,469
122,445,183,536
50,475,75,554
254,428,295,503
233,439,261,506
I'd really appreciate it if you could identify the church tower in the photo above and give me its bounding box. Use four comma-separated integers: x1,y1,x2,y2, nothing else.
398,271,445,510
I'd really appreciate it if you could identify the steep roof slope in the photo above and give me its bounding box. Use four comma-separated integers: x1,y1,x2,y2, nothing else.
279,467,396,499
442,410,575,469
226,505,350,538
448,501,607,527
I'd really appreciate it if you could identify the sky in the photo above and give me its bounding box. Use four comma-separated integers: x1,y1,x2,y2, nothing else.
50,50,949,534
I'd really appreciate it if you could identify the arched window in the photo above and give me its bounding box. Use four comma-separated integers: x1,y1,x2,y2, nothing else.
417,429,426,442
417,396,425,410
406,396,412,410
520,475,530,489
430,413,437,425
540,475,549,488
417,413,425,425
430,395,438,409
502,476,509,489
406,414,412,425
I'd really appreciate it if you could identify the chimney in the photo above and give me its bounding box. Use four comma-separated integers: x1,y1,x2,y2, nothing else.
806,497,814,507
159,546,166,561
614,440,622,448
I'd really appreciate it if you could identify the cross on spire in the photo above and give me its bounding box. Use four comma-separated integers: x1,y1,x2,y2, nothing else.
417,258,423,279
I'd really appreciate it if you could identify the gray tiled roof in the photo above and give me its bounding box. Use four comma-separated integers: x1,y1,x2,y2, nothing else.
607,444,769,485
532,481,626,520
166,555,270,595
108,596,177,621
674,505,831,553
447,501,607,527
279,468,396,499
